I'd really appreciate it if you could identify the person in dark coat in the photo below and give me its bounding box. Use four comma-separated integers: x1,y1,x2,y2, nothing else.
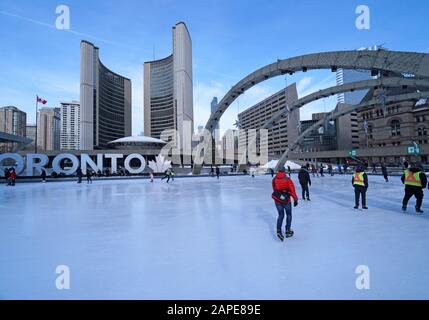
352,166,369,209
161,169,171,182
298,166,311,201
41,169,47,182
328,164,333,176
381,163,388,182
401,165,427,214
76,168,83,183
270,168,274,178
319,166,324,177
4,168,10,185
215,166,220,179
86,170,93,184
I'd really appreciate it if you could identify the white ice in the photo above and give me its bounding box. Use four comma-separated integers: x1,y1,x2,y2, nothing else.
0,174,428,299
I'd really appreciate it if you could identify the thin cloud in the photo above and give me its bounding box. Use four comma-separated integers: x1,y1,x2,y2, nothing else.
0,10,140,50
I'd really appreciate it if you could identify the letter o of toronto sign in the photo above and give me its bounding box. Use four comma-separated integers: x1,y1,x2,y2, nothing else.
52,153,80,175
124,154,146,174
0,153,25,175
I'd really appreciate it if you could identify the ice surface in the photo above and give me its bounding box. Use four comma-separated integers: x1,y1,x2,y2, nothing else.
0,174,428,299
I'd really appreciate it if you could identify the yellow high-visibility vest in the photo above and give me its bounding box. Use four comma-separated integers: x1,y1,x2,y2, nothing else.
353,172,365,187
404,170,422,187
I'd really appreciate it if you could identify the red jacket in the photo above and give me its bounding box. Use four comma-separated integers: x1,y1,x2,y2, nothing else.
272,172,298,205
9,171,17,179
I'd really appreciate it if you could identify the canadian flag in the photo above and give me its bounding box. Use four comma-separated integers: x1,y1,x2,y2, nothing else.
36,95,47,105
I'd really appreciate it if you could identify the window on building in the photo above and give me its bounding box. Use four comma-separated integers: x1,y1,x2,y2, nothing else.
391,120,401,136
418,127,427,137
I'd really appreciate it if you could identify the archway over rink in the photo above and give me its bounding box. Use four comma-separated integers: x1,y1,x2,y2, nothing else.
192,49,429,174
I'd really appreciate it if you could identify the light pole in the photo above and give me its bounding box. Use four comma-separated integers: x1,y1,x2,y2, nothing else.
35,96,38,153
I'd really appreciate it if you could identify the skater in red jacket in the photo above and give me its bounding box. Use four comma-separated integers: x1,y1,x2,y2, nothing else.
272,169,299,241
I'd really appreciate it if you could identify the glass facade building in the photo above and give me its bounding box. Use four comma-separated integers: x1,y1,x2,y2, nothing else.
144,22,193,142
80,40,132,150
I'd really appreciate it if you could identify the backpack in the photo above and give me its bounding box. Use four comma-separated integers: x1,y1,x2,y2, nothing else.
272,177,291,204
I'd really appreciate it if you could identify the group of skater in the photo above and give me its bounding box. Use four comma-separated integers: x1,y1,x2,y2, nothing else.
210,166,221,179
73,167,176,184
351,162,427,213
271,161,428,241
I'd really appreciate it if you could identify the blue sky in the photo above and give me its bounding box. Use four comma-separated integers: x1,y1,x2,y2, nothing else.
1,0,428,135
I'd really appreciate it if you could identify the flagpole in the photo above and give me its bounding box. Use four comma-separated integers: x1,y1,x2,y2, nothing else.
35,96,38,153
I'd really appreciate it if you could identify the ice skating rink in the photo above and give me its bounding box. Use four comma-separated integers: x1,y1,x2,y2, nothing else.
0,173,428,299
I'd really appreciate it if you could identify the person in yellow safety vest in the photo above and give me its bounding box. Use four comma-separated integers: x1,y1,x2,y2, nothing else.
401,165,427,214
351,166,369,210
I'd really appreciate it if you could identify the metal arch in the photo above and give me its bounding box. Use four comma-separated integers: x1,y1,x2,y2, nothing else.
205,50,429,133
262,77,429,130
274,91,429,171
193,50,429,174
232,77,429,173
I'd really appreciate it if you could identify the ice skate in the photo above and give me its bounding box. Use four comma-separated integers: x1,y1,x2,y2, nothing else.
285,229,294,238
402,206,407,213
416,207,424,214
276,230,284,241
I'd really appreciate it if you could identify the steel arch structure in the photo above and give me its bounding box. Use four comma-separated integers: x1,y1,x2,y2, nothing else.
232,77,429,171
193,50,429,174
274,91,429,171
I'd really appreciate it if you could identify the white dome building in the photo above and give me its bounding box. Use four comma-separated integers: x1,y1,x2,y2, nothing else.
108,136,167,150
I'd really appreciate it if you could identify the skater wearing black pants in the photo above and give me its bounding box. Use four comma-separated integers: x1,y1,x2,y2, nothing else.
86,170,93,184
216,166,220,179
41,169,47,182
4,168,10,185
76,168,83,184
381,164,389,182
271,169,299,241
298,166,311,201
352,167,368,210
161,169,171,183
401,165,427,214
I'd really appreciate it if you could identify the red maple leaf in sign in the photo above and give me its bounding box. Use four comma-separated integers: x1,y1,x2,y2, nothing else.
36,96,47,105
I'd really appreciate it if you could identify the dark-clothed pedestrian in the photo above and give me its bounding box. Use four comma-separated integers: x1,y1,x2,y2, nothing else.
381,163,388,182
298,166,311,201
401,165,427,214
76,168,83,183
352,167,368,210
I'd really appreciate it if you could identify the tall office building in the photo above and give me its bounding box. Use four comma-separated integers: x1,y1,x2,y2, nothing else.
37,107,61,151
238,83,300,157
24,124,36,150
0,106,27,137
60,101,80,150
335,45,380,150
80,40,132,150
211,97,220,142
144,22,194,143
